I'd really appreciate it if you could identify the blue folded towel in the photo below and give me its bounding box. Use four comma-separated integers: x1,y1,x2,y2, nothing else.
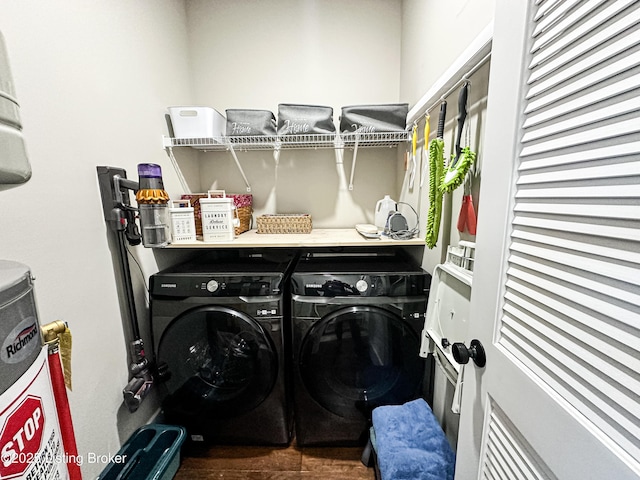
372,398,455,480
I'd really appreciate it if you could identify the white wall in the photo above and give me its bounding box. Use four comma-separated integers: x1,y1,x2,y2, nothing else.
400,0,496,107
173,0,405,228
399,0,495,274
0,1,192,477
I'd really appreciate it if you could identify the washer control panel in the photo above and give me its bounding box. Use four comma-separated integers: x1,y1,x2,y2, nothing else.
292,273,428,297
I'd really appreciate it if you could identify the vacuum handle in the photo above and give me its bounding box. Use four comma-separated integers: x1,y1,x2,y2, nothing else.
455,83,469,159
436,101,447,139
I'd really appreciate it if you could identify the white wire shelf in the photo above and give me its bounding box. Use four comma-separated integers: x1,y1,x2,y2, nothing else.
162,131,410,151
163,131,409,193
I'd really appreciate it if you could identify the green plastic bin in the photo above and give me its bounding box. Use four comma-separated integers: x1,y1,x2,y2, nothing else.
97,424,186,480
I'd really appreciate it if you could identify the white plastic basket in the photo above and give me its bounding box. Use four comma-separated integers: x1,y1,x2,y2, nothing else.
168,106,225,139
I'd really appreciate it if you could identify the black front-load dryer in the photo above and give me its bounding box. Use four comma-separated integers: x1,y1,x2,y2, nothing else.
150,252,294,445
290,252,430,447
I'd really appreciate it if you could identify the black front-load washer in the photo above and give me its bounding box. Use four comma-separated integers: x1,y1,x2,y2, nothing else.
290,252,430,446
150,252,294,445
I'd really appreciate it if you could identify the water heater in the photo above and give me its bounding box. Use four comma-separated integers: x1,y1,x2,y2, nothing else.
0,260,69,480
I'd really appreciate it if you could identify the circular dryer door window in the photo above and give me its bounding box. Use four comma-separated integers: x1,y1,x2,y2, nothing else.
157,305,278,418
299,305,423,419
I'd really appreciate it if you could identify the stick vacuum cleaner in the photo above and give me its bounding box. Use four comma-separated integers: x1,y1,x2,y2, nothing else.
96,165,163,412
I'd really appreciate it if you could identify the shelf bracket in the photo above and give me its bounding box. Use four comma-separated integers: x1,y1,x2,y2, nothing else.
348,136,360,191
226,142,252,193
334,134,344,165
273,142,281,167
164,146,190,193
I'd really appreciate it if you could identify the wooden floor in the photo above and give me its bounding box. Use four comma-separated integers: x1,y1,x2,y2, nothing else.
175,441,376,479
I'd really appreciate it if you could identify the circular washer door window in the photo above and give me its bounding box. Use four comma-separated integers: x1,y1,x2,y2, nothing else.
299,306,423,419
157,305,277,418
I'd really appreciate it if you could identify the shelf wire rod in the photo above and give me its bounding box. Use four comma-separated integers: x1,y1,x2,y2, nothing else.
165,146,190,193
226,142,252,192
348,135,360,190
423,52,492,117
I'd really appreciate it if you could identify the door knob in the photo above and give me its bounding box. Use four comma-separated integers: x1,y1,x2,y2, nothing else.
452,339,486,368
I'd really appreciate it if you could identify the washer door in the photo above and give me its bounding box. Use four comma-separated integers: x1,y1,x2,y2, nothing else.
299,305,423,419
158,305,278,418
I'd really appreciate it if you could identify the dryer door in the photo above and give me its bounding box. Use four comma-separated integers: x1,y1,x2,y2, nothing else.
157,305,278,418
299,305,423,419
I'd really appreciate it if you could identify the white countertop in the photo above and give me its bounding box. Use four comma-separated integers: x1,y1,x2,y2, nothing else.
164,228,425,248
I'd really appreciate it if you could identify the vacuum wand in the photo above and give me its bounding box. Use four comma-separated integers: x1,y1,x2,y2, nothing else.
113,179,154,412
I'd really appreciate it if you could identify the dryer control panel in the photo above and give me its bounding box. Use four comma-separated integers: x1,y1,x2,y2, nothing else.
151,274,282,297
150,255,293,298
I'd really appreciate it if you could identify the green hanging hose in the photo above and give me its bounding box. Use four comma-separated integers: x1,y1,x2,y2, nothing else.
426,101,447,249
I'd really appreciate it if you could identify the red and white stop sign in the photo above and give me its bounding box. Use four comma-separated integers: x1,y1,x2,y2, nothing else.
0,396,45,479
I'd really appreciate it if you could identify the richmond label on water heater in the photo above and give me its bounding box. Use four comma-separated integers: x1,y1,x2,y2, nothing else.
1,317,39,365
0,261,41,395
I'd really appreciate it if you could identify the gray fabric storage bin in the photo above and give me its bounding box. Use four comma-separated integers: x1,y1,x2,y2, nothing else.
277,104,335,135
340,103,409,133
226,109,277,136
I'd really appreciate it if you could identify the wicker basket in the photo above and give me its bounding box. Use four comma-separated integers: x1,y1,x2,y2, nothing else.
235,205,253,235
181,193,252,236
256,214,312,234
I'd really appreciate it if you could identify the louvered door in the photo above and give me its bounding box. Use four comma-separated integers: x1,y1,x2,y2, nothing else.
455,1,640,478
